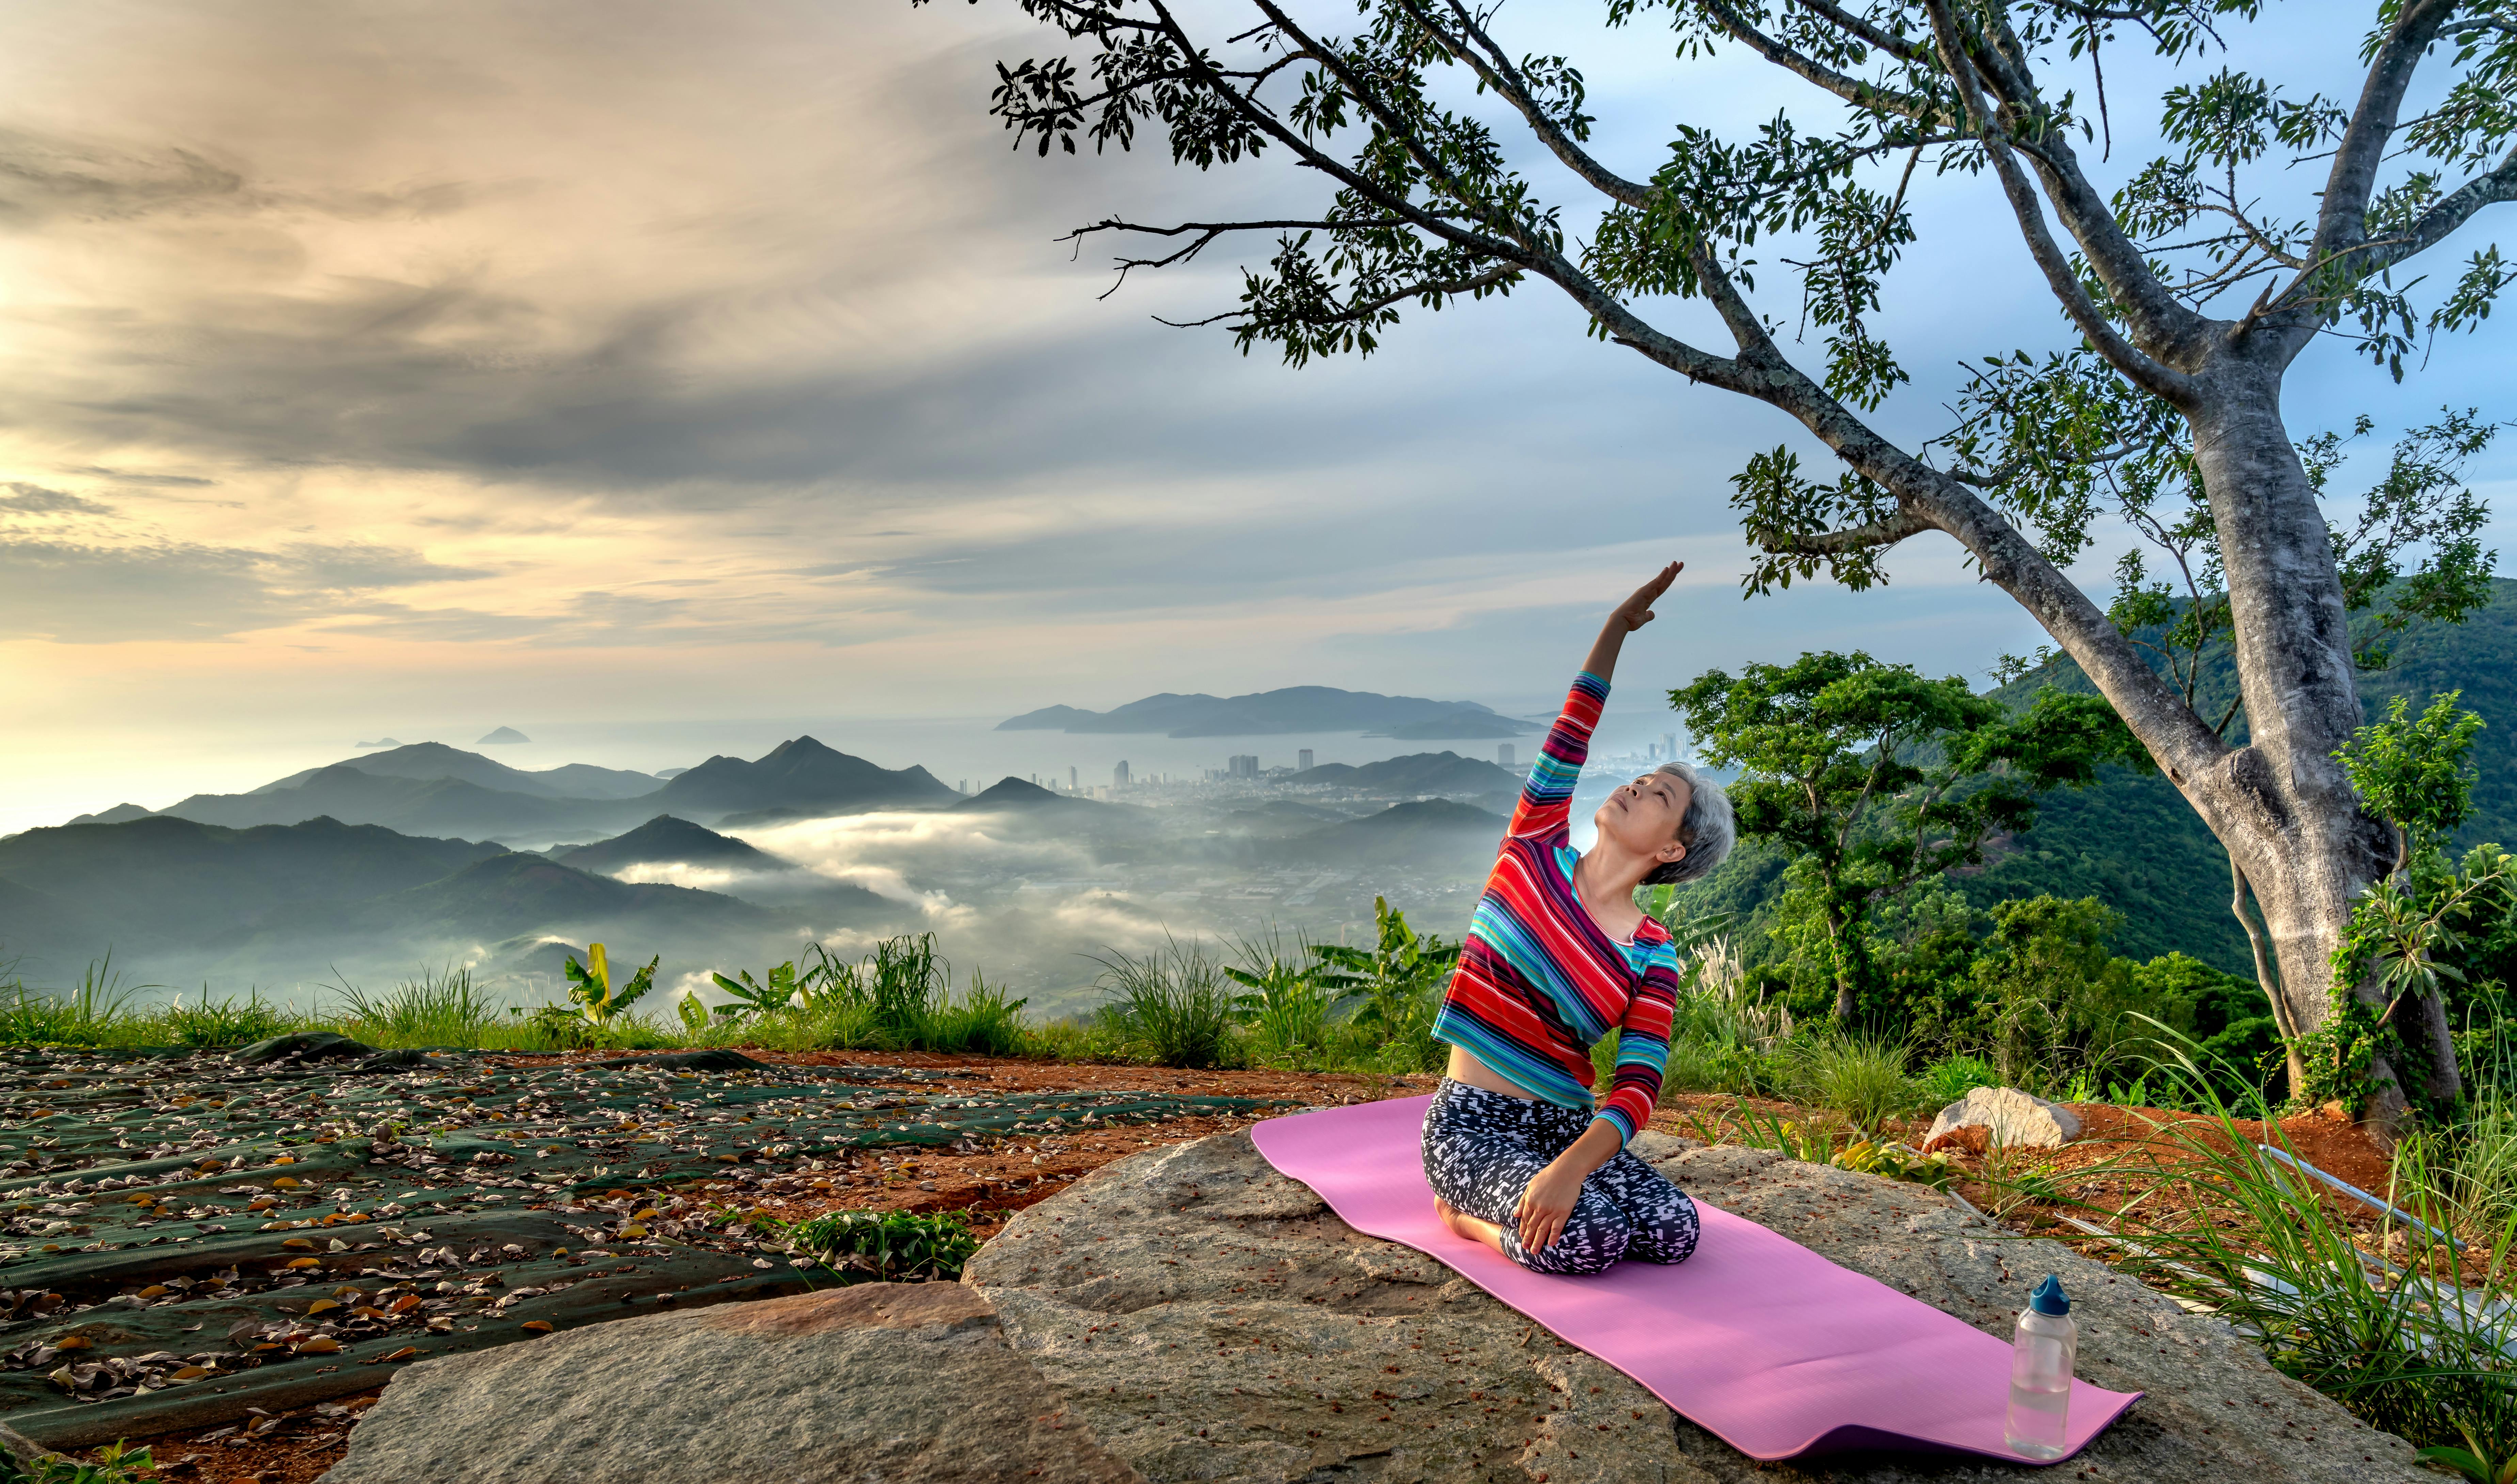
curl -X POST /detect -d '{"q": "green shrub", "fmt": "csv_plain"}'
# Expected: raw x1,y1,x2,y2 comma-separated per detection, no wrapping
1225,931,1345,1067
1309,898,1456,1073
0,1439,159,1484
786,1207,979,1284
1914,1053,2000,1110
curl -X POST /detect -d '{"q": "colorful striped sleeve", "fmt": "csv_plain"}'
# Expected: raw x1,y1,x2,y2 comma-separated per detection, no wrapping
1592,938,1680,1143
1508,671,1607,841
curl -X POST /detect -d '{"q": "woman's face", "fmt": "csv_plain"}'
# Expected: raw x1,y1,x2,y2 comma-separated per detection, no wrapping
1592,771,1691,867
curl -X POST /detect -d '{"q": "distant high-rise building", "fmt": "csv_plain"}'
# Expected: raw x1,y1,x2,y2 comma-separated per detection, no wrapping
1497,743,1515,770
1663,732,1679,760
1228,754,1260,779
957,779,967,794
1297,748,1314,772
1114,760,1131,787
1070,766,1079,792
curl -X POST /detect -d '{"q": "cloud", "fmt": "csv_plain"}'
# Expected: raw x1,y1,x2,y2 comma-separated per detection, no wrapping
0,483,110,515
0,126,247,228
0,536,492,642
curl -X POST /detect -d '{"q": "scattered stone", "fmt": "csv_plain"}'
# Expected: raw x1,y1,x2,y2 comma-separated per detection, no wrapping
231,1034,377,1067
1924,1086,2084,1151
583,1049,771,1073
320,1282,1142,1483
964,1129,2420,1482
345,1049,466,1074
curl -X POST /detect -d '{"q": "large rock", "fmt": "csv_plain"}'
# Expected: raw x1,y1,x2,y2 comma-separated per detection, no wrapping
966,1128,2421,1483
319,1281,1142,1484
1925,1086,2084,1150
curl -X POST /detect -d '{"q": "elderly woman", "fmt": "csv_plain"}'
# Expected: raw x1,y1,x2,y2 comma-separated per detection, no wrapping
1426,562,1736,1276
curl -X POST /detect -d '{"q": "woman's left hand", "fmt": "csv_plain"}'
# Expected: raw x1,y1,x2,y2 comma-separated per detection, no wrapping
1515,1159,1586,1253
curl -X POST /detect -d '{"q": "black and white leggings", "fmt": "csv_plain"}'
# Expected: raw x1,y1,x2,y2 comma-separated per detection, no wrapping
1420,1077,1701,1276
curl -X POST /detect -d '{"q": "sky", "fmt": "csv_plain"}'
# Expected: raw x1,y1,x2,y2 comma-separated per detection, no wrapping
2,0,2509,832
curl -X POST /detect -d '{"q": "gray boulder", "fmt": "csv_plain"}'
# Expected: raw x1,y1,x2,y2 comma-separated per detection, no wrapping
319,1281,1143,1484
965,1128,2421,1483
1925,1086,2084,1150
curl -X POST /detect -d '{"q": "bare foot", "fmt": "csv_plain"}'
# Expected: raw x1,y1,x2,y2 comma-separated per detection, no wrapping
1435,1197,1508,1256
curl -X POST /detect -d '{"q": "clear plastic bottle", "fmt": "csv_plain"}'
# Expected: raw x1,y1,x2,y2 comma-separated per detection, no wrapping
2005,1274,2077,1458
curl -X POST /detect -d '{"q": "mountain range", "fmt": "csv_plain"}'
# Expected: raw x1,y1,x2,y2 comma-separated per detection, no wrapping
999,686,1533,738
74,737,962,846
0,810,887,995
1301,751,1519,797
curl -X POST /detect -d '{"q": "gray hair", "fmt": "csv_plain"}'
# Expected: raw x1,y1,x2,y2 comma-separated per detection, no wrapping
1643,761,1735,886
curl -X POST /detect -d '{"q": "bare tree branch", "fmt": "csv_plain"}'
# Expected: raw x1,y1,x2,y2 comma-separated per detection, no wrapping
2312,0,2462,266
2357,145,2517,276
1411,0,1654,207
1699,0,1952,125
1918,0,2195,401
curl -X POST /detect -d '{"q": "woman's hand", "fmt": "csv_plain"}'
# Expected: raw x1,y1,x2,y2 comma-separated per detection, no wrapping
1582,561,1683,682
1610,562,1682,633
1514,1157,1587,1254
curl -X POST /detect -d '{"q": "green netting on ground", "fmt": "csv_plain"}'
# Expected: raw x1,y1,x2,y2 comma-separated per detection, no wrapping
0,1041,1292,1447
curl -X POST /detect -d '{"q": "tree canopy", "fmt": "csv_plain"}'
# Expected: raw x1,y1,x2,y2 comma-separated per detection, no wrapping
1672,651,2135,1017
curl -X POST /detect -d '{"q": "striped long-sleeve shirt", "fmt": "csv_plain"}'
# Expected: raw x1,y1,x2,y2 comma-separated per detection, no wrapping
1430,670,1680,1144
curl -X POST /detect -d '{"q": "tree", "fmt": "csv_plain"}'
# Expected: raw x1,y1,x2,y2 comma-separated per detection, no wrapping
921,0,2515,1122
1673,651,2134,1019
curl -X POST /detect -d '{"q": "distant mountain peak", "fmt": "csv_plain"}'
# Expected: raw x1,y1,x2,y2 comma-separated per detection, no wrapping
956,776,1089,811
477,726,531,745
355,737,403,749
556,815,784,873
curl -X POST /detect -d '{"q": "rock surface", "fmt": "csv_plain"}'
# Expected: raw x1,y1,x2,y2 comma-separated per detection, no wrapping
966,1128,2421,1482
319,1281,1143,1484
1925,1086,2084,1150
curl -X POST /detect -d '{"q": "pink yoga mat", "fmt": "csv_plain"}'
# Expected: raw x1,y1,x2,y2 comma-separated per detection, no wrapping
1249,1095,2139,1464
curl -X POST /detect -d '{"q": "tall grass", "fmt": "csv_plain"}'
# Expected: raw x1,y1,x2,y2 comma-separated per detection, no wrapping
0,956,156,1044
332,965,502,1046
1662,936,1792,1096
1783,1032,1920,1133
158,989,294,1048
1091,937,1239,1069
2098,1049,2517,1470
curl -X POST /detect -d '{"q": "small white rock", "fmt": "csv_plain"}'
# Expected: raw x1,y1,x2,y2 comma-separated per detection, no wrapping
1924,1086,2083,1149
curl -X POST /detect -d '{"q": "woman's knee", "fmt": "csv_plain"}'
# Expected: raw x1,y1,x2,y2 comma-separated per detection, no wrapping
1513,1198,1631,1275
1631,1190,1702,1265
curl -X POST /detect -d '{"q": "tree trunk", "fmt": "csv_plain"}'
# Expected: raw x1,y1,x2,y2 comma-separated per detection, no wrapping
2230,859,2309,1100
2153,365,2447,1121
1825,907,1855,1022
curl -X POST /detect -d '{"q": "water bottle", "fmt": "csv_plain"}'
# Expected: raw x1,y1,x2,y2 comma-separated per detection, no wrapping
2005,1274,2077,1458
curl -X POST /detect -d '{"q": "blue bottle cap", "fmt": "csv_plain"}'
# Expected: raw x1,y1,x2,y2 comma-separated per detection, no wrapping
2029,1274,2070,1316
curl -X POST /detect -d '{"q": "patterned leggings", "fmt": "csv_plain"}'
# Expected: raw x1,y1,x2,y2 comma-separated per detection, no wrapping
1420,1077,1701,1276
